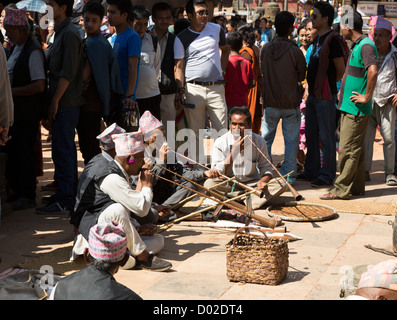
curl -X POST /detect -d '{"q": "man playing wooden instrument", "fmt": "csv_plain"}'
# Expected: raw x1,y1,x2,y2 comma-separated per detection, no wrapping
204,106,288,210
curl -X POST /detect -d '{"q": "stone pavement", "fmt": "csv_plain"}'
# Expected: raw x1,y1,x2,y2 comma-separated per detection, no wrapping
0,126,396,300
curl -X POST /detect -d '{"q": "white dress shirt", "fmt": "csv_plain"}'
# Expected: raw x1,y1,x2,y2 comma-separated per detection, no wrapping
211,131,273,183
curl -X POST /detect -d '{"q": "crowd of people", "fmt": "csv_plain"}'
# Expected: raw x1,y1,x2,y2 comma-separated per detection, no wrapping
0,0,397,299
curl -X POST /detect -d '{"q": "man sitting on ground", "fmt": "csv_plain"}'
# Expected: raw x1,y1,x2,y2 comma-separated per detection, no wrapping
70,130,171,272
134,110,221,221
50,221,142,300
204,106,287,210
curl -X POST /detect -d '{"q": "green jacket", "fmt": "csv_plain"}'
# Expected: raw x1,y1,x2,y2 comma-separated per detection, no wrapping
338,35,378,116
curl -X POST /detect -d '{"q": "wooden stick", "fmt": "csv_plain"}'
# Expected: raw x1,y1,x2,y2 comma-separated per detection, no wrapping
156,174,289,232
181,224,287,233
169,147,265,198
158,189,260,232
154,163,253,213
247,135,304,201
169,175,237,210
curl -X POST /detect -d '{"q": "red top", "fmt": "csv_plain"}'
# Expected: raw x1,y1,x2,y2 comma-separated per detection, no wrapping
224,55,254,107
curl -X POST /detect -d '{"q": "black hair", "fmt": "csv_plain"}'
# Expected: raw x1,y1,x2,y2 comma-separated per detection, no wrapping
313,1,335,27
341,10,363,33
228,19,238,28
297,20,308,34
53,0,73,17
275,11,295,37
106,0,133,16
131,5,150,21
174,18,190,35
151,2,173,18
185,0,207,15
83,1,105,19
229,106,252,126
226,31,243,51
332,22,340,34
260,17,268,23
238,26,256,47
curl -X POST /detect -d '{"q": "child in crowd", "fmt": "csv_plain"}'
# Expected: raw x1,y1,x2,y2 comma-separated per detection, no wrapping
223,31,255,110
76,1,123,165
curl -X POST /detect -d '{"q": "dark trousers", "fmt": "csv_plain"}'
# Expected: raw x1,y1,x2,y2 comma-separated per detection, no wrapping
76,110,102,165
4,120,40,200
52,107,80,208
137,94,162,121
303,95,337,184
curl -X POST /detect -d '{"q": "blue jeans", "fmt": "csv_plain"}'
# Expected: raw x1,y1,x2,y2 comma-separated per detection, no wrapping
303,95,337,184
52,107,80,208
261,106,301,184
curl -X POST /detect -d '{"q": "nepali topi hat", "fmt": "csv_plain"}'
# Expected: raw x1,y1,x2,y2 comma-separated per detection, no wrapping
111,131,145,156
3,7,28,26
375,16,394,33
357,259,397,291
88,221,127,263
96,123,126,150
139,110,163,135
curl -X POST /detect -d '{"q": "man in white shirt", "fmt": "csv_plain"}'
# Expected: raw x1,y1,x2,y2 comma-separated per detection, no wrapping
204,107,287,210
174,0,229,164
131,5,162,120
72,130,172,272
364,17,397,186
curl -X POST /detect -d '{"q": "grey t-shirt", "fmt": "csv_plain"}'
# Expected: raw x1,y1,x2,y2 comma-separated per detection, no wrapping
174,22,226,82
7,45,45,84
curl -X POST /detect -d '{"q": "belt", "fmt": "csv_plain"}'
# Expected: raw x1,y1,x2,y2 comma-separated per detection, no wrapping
188,80,225,86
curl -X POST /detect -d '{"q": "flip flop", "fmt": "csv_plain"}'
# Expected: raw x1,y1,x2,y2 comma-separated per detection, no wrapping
320,193,339,200
386,174,397,186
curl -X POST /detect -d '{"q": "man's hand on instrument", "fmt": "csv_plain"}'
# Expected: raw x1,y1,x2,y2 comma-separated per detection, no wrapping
153,205,171,218
204,168,221,179
139,166,153,188
230,136,245,158
138,223,158,236
159,144,169,163
257,174,272,193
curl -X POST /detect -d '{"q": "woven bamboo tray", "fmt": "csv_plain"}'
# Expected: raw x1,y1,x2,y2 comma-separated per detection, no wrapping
226,227,289,285
266,202,337,222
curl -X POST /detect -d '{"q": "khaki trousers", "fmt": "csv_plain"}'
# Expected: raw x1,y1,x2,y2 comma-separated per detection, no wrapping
159,93,176,135
332,112,370,199
185,82,228,163
203,177,287,210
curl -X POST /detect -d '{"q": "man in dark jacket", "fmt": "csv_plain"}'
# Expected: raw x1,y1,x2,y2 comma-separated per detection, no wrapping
298,1,346,187
260,11,307,185
151,2,177,134
49,221,143,300
36,0,85,215
3,7,46,210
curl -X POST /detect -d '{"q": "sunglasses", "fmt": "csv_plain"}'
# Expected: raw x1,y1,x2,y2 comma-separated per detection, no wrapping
196,9,209,16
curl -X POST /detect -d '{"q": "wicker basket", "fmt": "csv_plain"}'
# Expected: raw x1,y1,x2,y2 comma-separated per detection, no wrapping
226,227,289,285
